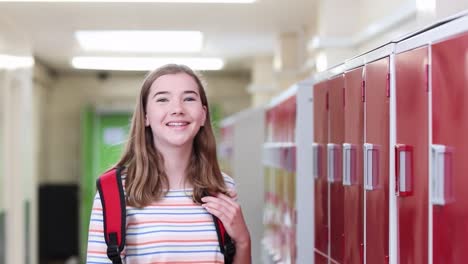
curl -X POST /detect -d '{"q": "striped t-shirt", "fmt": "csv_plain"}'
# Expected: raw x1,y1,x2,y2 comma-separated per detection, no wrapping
86,173,236,264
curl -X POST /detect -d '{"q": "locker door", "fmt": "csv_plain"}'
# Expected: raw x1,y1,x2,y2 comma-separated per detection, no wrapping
364,57,389,263
432,32,468,263
313,82,329,263
395,47,428,264
329,75,345,263
343,67,364,264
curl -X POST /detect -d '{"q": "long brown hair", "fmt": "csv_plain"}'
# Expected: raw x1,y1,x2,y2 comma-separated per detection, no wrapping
115,64,227,207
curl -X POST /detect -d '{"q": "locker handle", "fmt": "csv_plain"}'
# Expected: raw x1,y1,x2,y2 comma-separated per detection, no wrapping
431,144,453,205
312,143,321,179
395,144,413,197
363,143,379,190
327,143,341,182
342,143,356,186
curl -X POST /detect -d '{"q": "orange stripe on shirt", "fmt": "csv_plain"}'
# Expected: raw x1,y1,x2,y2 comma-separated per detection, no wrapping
87,250,107,255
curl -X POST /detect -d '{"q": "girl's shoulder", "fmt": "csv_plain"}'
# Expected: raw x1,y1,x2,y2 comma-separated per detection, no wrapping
221,172,236,189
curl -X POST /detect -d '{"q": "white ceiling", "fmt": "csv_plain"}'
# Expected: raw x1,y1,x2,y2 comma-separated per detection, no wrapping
0,0,316,72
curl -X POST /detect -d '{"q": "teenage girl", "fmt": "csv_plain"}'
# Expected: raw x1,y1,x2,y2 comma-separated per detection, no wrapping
86,64,251,263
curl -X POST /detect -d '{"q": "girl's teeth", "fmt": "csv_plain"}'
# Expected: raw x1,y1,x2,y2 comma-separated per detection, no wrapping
168,122,187,126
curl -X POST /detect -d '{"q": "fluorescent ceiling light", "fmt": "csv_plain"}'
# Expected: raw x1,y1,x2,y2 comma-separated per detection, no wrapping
0,55,34,69
71,56,224,71
416,0,435,12
76,30,203,53
315,52,327,72
0,0,255,3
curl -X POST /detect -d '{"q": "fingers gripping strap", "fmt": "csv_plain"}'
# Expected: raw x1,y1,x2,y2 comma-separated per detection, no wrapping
96,167,126,253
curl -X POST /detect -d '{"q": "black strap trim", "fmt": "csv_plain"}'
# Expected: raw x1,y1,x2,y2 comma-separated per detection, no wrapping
212,215,225,254
223,233,236,264
107,233,122,264
212,215,235,264
115,166,126,252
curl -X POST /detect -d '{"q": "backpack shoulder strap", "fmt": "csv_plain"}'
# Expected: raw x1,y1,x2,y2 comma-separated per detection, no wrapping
96,167,126,264
212,215,236,264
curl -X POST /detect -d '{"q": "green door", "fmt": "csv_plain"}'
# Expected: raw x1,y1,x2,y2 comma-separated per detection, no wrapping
96,114,132,173
80,108,131,260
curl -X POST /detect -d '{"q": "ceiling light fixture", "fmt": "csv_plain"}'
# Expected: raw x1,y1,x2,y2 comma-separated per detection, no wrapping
76,30,203,53
71,56,224,71
0,0,255,3
0,55,35,69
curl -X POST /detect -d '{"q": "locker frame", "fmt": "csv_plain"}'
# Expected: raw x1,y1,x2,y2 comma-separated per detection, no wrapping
296,78,315,263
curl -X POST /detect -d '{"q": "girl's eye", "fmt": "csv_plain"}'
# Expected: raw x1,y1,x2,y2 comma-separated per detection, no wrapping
156,98,168,102
184,97,196,102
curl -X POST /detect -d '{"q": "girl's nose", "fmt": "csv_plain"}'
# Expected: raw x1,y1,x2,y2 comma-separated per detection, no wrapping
170,100,184,115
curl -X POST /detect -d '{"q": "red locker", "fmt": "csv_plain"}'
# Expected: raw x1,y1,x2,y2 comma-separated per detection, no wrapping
313,81,329,261
328,75,345,263
432,32,468,263
343,67,364,264
364,57,390,263
395,47,428,264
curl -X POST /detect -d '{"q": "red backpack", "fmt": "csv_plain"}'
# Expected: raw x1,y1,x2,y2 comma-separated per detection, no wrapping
96,167,236,264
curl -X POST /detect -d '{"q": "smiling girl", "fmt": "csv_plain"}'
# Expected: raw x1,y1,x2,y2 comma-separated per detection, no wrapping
86,64,251,264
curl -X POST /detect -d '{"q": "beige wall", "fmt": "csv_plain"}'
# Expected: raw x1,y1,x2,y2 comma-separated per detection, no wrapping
358,0,411,30
43,70,251,184
436,0,468,18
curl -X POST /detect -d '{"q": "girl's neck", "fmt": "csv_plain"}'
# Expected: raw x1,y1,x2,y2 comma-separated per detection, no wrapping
157,144,193,189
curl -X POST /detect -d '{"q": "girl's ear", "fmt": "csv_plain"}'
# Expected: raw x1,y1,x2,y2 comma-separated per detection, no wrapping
145,115,150,127
201,105,207,127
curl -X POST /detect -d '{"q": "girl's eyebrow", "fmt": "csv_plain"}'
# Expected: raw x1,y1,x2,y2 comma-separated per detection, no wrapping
183,90,199,96
152,90,199,98
153,91,169,98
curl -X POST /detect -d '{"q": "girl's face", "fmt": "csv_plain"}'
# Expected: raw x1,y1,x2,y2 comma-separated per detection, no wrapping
145,73,207,149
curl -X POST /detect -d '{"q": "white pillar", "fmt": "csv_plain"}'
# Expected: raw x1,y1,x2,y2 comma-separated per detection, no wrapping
0,70,6,264
274,31,309,90
248,31,311,107
1,65,36,264
247,56,279,107
3,68,27,264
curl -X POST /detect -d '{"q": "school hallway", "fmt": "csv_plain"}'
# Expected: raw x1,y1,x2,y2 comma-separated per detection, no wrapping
1,0,468,263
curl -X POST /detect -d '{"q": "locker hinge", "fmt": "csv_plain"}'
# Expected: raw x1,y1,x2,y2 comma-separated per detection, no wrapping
326,92,329,110
425,63,430,92
386,73,390,97
361,80,366,102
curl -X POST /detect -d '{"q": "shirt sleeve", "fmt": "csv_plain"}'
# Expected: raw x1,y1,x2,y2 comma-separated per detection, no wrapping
86,191,127,263
221,172,238,201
